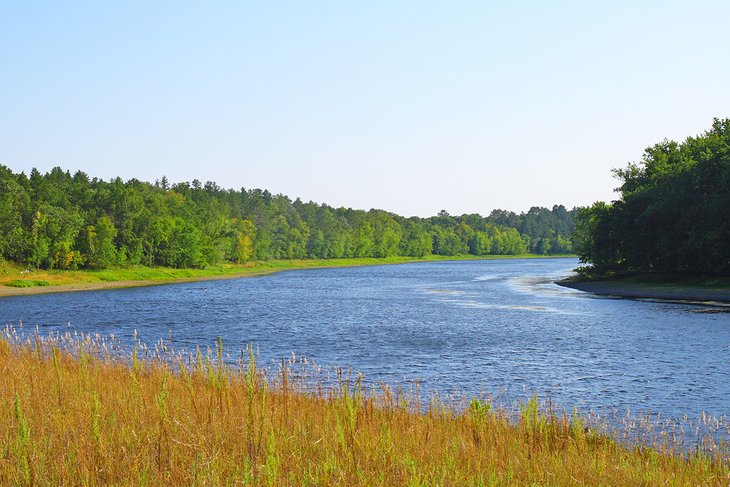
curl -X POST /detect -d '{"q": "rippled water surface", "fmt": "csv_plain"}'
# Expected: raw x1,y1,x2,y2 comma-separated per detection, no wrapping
2,258,729,420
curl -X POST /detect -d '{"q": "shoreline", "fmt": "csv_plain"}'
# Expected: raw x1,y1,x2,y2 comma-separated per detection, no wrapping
1,254,574,298
0,271,282,298
556,275,730,305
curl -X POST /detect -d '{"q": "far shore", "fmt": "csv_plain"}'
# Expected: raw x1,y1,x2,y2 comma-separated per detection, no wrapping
557,274,730,305
1,254,574,298
0,272,281,298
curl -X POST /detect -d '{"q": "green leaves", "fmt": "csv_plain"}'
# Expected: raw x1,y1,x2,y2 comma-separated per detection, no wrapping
87,215,118,269
576,118,730,277
0,163,577,271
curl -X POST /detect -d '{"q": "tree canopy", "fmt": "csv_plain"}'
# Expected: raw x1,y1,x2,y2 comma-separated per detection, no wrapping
0,165,577,270
574,118,730,277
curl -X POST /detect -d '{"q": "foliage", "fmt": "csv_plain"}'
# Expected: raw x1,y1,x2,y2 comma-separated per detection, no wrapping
86,215,117,269
0,165,576,270
230,219,256,263
575,119,730,276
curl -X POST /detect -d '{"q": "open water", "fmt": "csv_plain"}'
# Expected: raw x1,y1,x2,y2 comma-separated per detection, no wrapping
2,257,728,421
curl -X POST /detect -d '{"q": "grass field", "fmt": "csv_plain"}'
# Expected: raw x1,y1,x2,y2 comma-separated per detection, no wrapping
0,331,727,486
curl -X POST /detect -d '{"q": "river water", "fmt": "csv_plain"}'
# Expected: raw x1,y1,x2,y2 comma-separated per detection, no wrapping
1,257,728,421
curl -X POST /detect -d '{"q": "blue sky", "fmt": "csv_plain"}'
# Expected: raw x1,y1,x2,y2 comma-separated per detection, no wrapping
1,1,728,216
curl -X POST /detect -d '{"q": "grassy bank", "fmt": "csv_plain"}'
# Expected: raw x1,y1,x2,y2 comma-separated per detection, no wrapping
558,273,730,304
0,333,726,485
0,254,572,297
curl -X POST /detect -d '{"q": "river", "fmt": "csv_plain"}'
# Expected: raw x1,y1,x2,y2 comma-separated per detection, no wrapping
1,257,728,422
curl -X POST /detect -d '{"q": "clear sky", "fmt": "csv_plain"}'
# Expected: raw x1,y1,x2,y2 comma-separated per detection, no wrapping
1,1,728,217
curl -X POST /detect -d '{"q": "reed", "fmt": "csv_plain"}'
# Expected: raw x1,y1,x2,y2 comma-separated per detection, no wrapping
0,329,727,485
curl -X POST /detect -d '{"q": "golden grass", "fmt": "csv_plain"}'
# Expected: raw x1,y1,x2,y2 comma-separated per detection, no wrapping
0,332,727,486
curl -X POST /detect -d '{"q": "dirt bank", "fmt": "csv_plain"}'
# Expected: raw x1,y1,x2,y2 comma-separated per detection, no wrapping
557,276,730,304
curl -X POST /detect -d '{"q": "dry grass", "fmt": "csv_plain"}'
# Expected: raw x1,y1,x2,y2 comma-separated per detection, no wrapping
0,330,727,486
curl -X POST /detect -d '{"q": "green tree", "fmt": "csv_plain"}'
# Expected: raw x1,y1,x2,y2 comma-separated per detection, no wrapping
575,118,730,276
0,164,578,270
231,219,256,263
371,211,403,258
0,171,31,262
468,231,493,255
400,220,432,257
350,218,375,257
29,206,84,269
87,215,118,269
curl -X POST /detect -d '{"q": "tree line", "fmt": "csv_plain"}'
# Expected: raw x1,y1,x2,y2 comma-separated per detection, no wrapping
0,165,576,270
574,118,730,277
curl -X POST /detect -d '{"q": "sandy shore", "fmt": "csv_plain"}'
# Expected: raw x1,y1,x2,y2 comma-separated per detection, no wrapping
0,271,280,298
557,277,730,304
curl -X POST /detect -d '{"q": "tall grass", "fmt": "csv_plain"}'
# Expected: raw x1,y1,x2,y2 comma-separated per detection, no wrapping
0,329,727,485
4,279,51,288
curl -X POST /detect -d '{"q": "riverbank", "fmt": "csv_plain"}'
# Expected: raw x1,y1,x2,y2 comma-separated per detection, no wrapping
557,274,730,304
1,334,725,485
0,254,571,297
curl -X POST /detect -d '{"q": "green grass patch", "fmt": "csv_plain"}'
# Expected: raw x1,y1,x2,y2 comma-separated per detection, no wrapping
5,279,51,288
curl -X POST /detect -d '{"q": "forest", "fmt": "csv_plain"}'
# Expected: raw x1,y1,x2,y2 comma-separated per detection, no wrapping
0,165,576,270
574,118,730,277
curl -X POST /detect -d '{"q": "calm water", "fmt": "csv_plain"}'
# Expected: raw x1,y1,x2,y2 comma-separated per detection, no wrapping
2,258,729,420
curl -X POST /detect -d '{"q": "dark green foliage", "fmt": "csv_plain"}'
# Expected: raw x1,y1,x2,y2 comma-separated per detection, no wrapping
0,166,576,269
575,118,730,277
